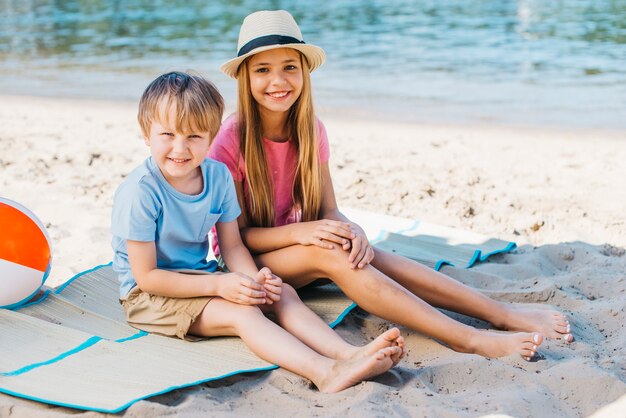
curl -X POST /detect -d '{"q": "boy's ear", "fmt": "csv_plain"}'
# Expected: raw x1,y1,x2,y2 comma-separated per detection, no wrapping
143,136,150,146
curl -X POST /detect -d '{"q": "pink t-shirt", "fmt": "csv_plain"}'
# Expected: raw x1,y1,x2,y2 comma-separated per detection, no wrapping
208,114,330,256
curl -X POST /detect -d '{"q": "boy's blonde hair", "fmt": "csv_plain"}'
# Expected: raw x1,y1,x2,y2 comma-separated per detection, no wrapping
138,72,224,139
237,53,322,227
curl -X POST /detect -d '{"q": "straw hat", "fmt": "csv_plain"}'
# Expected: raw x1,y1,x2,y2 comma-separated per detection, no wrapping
220,10,326,79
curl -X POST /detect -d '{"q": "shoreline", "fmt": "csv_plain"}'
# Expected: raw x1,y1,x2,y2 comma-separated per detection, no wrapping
5,91,626,139
4,83,626,134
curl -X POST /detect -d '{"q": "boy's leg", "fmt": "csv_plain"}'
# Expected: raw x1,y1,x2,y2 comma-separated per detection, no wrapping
260,284,404,364
256,245,542,360
370,248,572,341
188,297,400,393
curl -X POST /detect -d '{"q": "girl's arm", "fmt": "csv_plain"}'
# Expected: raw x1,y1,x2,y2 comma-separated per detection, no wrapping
318,162,347,222
317,164,375,269
237,164,356,254
127,239,271,304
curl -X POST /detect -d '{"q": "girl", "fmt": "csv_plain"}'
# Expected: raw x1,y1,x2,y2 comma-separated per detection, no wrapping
209,10,573,361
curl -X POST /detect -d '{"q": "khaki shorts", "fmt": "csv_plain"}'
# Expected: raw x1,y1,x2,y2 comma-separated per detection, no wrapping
120,286,213,341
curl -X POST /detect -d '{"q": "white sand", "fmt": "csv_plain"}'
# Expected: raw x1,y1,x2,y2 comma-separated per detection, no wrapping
1,95,624,417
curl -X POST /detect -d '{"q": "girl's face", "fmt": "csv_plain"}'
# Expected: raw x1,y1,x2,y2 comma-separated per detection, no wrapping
247,48,303,116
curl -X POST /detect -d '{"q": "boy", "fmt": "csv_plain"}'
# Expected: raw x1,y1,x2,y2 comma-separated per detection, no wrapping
110,71,403,393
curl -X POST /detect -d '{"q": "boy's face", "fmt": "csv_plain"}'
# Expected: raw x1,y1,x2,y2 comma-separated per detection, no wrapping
144,105,212,191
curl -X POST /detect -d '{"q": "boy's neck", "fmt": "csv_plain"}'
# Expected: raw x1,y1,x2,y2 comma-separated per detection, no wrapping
159,165,204,195
260,109,290,142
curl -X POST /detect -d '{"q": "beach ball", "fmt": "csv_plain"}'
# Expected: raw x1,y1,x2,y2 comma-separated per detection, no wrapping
0,197,52,309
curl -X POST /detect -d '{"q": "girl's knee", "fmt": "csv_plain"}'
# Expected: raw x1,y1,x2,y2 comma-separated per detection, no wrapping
271,283,300,308
324,248,359,278
281,283,299,300
306,245,352,276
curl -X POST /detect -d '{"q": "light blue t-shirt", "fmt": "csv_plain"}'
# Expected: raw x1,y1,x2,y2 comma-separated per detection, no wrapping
111,157,241,297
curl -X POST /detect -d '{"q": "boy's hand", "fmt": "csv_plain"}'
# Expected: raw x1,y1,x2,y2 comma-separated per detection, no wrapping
218,272,266,305
256,267,282,304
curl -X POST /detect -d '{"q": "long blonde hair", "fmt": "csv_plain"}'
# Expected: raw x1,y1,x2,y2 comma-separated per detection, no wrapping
237,53,322,227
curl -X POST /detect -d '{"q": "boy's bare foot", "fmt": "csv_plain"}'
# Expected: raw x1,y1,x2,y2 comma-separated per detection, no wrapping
344,327,405,365
500,306,573,342
317,346,400,393
466,331,543,361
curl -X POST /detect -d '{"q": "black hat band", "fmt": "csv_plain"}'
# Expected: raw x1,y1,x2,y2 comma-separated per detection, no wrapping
238,35,305,57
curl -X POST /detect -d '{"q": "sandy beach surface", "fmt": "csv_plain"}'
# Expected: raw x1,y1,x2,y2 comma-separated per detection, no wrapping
0,94,625,417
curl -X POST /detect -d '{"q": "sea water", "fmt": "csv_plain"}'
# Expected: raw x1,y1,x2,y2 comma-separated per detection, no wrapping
1,0,624,129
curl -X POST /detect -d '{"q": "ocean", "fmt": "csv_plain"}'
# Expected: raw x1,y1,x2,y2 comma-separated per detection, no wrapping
1,0,625,129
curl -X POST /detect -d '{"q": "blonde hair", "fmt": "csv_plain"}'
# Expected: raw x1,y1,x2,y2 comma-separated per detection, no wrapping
138,71,224,140
237,54,322,227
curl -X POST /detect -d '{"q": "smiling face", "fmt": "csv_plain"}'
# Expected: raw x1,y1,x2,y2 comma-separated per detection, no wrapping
144,103,212,194
247,48,304,117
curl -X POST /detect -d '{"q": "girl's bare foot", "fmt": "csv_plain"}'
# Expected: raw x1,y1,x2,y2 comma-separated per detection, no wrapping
465,331,543,361
500,306,573,342
316,346,401,393
344,327,405,365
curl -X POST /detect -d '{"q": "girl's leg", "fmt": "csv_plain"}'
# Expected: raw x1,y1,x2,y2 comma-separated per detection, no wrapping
261,284,405,364
370,248,573,341
256,245,542,360
188,297,400,393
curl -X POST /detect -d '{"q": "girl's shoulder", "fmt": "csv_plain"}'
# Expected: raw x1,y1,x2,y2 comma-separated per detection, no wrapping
220,113,241,138
212,114,241,149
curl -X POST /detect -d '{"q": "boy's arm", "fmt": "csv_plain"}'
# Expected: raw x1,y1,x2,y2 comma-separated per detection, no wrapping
216,220,282,304
127,240,266,304
127,240,220,297
215,219,262,278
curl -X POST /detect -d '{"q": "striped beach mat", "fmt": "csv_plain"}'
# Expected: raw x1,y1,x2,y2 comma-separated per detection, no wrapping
0,208,515,413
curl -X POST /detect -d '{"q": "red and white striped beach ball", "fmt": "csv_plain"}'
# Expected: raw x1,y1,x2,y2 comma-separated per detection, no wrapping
0,197,52,309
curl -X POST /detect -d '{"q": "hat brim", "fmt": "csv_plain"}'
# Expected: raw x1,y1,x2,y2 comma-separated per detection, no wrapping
220,43,326,79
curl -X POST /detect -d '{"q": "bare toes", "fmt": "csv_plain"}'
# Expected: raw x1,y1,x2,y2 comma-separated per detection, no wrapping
554,322,573,341
555,324,569,334
384,327,401,341
396,335,405,350
376,347,400,360
390,349,403,366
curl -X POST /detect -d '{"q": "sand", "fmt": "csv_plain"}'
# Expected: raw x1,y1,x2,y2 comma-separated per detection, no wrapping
0,94,624,417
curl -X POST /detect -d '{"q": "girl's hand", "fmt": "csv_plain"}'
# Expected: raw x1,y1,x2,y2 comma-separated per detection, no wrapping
218,272,267,305
294,219,355,250
348,223,375,269
257,267,282,304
